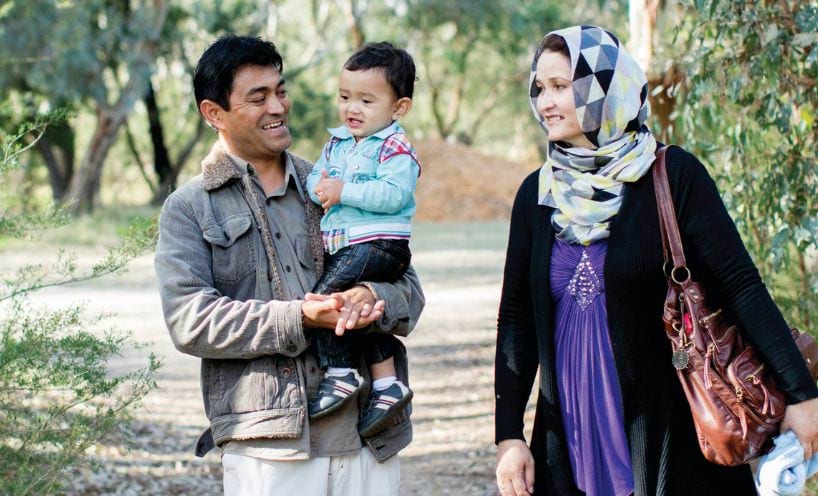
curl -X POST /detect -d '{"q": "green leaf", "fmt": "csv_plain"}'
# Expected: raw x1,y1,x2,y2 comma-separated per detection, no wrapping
800,107,815,128
0,2,12,20
771,228,790,269
709,0,720,18
791,33,818,48
795,5,818,31
762,24,779,44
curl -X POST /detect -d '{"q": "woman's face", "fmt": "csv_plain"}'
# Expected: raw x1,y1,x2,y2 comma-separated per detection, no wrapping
534,50,595,149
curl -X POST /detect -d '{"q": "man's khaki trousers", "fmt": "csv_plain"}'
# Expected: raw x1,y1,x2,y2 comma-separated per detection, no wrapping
222,448,400,495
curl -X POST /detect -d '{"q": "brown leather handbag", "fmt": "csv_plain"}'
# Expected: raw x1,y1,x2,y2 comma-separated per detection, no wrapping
653,146,818,466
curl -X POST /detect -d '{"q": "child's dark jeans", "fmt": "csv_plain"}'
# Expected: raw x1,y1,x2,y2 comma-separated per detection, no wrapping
312,239,411,370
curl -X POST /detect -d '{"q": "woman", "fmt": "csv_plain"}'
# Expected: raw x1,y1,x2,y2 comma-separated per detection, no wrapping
494,25,818,496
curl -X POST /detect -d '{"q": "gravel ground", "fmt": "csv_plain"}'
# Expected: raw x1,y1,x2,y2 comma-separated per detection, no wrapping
8,221,518,495
11,220,812,495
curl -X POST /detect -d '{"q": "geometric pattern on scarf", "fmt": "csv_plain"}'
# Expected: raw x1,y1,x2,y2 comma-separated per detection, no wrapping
530,25,658,245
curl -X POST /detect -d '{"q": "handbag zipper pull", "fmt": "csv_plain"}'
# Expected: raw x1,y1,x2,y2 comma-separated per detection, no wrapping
751,376,772,415
761,382,771,415
703,344,714,390
735,387,749,439
747,365,772,415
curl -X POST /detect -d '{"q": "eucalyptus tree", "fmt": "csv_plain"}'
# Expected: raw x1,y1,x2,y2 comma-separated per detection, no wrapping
677,0,818,328
0,0,168,213
401,0,564,143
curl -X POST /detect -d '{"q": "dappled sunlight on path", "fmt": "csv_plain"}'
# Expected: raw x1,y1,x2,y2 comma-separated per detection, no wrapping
3,221,515,495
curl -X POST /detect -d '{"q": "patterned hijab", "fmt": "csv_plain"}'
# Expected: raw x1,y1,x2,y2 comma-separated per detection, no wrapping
530,25,657,245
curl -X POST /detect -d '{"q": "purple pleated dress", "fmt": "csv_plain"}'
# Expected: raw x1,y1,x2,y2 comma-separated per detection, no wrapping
550,239,634,496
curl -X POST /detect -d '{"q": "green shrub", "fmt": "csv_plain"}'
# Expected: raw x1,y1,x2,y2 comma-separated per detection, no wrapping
0,113,160,495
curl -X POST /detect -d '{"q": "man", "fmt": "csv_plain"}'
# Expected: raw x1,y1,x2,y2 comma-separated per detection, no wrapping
155,34,424,495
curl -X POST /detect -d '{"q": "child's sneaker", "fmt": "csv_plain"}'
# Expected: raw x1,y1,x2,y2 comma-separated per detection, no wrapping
358,381,413,437
309,371,363,419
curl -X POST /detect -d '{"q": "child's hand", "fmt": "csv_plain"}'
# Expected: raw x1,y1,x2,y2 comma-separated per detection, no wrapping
314,169,344,210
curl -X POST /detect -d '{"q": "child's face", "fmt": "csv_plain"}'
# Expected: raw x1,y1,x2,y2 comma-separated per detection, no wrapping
338,68,406,140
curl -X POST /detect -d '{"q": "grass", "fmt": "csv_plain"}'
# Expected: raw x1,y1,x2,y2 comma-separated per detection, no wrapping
410,220,510,252
0,205,159,250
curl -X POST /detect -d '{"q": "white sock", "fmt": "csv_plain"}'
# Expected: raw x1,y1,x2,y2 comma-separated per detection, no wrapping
373,376,397,391
326,367,352,377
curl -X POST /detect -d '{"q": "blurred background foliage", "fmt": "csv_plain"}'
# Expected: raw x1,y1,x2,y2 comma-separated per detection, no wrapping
0,0,815,327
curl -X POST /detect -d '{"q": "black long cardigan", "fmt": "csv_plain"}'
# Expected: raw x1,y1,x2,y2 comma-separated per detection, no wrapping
495,146,818,495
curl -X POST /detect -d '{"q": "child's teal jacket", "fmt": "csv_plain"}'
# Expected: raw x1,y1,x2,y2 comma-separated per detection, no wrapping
307,121,420,254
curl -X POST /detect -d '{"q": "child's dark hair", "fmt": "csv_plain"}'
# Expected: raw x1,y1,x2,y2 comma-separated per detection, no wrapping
344,42,416,99
194,34,283,111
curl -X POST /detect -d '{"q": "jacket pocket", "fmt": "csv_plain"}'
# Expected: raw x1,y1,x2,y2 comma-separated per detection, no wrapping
210,357,301,415
348,155,377,184
295,233,316,272
203,213,255,285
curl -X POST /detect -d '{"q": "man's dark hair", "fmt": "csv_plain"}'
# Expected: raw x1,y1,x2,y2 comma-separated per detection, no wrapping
193,34,283,111
343,42,416,99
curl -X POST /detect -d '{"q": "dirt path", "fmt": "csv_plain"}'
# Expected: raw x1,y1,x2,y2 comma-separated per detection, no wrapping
8,222,512,495
10,220,818,495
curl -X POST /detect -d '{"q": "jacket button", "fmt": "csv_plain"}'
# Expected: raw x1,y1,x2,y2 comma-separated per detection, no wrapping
275,232,282,239
287,342,298,353
281,367,292,378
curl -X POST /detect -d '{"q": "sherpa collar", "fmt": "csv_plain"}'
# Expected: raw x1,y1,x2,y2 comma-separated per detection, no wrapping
201,141,243,191
200,141,313,193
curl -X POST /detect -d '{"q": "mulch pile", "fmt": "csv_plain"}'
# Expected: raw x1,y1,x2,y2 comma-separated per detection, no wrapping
413,139,536,222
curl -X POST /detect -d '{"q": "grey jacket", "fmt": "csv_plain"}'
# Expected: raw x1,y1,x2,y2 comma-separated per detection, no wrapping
154,142,425,461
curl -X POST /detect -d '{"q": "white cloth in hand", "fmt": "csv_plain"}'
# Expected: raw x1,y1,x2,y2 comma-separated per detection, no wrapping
755,430,818,496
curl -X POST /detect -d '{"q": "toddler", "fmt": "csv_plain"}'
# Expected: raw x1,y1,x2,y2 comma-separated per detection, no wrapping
306,41,420,437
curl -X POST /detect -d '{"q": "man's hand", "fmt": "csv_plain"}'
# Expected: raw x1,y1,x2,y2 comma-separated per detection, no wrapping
303,286,384,335
496,439,535,496
313,169,344,210
302,294,346,329
781,397,818,459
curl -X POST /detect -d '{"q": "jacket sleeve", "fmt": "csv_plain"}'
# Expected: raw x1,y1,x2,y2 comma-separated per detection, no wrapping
154,193,309,360
669,146,818,403
306,146,329,206
495,177,540,443
358,265,424,338
339,152,419,214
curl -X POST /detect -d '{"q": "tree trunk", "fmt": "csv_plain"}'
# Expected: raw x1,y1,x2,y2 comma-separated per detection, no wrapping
151,117,206,205
629,0,680,142
427,38,475,140
429,83,450,139
35,120,75,201
341,0,365,49
144,81,172,185
68,109,124,214
648,65,684,143
628,0,659,71
66,1,168,214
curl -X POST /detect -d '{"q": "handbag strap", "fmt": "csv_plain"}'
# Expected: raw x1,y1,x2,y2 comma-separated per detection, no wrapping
652,146,690,282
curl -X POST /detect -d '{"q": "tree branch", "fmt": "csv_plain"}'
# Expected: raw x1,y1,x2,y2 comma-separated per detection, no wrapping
122,119,157,194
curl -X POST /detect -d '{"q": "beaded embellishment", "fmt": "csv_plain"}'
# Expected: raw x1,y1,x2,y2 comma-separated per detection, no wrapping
567,249,602,310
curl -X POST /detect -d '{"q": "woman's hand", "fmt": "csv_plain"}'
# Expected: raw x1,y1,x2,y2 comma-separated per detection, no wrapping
496,439,535,496
781,397,818,459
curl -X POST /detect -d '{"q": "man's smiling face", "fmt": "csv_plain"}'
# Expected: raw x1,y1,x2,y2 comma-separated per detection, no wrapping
217,65,292,163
